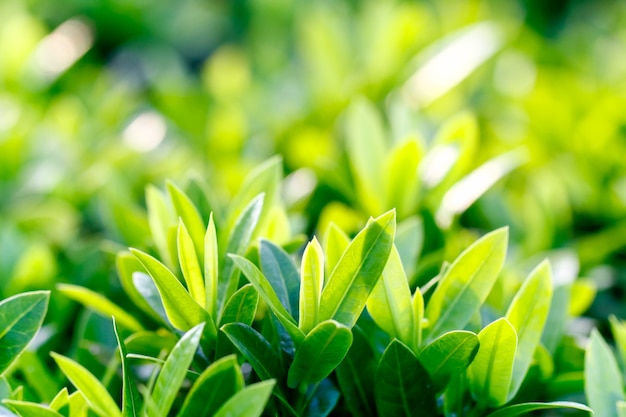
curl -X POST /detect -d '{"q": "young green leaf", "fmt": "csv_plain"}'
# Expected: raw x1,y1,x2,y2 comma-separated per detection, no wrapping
319,210,396,328
375,339,437,417
384,139,421,218
0,291,50,375
299,237,324,334
485,401,592,417
49,387,69,414
505,260,552,399
131,249,214,339
204,213,219,318
68,391,88,417
177,355,243,417
116,252,162,323
412,288,424,351
424,227,508,342
167,181,206,261
213,380,275,417
287,320,352,389
418,330,479,392
585,329,625,417
146,185,175,268
367,245,413,346
468,318,517,408
177,219,206,308
132,272,169,326
113,318,141,417
51,353,121,417
3,400,64,417
395,216,423,280
323,223,350,276
260,239,300,318
57,284,143,332
147,323,204,417
229,255,304,345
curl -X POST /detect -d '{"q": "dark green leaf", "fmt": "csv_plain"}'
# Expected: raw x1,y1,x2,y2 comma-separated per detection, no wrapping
113,318,141,417
215,284,259,359
260,239,300,319
213,380,275,417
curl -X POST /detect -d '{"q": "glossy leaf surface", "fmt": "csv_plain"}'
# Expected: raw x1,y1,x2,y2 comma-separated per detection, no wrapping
299,237,324,333
585,329,625,417
213,380,275,417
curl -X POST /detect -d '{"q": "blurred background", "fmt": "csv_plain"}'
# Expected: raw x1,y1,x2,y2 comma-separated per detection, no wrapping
2,0,626,370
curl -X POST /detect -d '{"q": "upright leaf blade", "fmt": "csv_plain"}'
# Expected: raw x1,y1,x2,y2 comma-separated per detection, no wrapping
319,210,396,328
113,319,141,417
505,260,552,399
0,291,50,375
468,318,517,408
424,228,508,342
260,239,300,318
299,237,324,334
585,329,625,417
213,380,275,417
167,181,206,261
287,320,352,389
375,340,436,417
177,220,206,308
146,185,175,268
323,223,350,276
204,213,219,318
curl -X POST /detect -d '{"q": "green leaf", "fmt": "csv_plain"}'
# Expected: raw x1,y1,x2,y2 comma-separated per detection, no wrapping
323,223,350,277
395,216,423,281
335,327,377,417
147,323,204,417
468,318,517,408
132,272,169,326
367,245,413,346
299,237,324,334
116,252,162,323
57,284,143,333
131,249,215,340
146,185,175,268
177,355,243,417
177,219,206,308
585,328,625,417
51,353,121,417
260,239,300,318
0,291,50,375
167,181,205,262
3,400,64,417
218,194,264,315
319,210,396,328
229,255,304,345
304,379,340,417
213,380,275,417
384,139,421,218
375,339,436,417
204,213,219,318
113,319,141,417
412,288,424,351
49,388,69,414
419,330,479,392
15,350,59,404
287,320,352,389
485,401,592,417
541,284,571,353
424,228,508,342
505,260,552,399
214,284,260,359
221,323,284,383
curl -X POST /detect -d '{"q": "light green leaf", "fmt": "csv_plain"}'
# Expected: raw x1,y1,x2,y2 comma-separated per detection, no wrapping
213,380,275,417
384,139,421,218
116,252,161,323
204,213,219,318
468,318,517,408
375,340,436,417
323,223,350,277
585,328,625,417
0,291,50,375
229,255,304,345
395,216,423,280
113,318,141,417
146,185,175,268
3,400,64,417
131,249,214,340
51,353,121,417
299,237,324,334
485,401,592,417
541,284,571,353
68,391,87,417
147,323,204,417
287,320,352,389
260,239,300,318
419,330,479,392
424,227,508,342
505,260,552,399
167,181,205,262
367,245,413,346
412,288,424,351
57,284,143,333
177,355,244,417
319,210,396,328
49,388,69,413
132,272,169,326
177,220,206,308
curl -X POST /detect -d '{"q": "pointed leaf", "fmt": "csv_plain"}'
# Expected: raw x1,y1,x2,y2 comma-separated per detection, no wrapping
167,181,205,261
419,330,479,391
424,228,508,342
177,220,206,308
213,380,275,417
146,185,175,268
468,318,517,408
3,401,64,417
485,401,592,417
384,139,421,218
319,210,396,328
585,329,625,417
204,213,219,318
260,239,300,317
147,323,204,417
116,252,161,323
113,319,141,417
214,284,260,359
0,291,50,375
287,320,352,389
132,272,169,326
299,237,324,333
412,288,424,351
375,340,436,417
177,355,243,417
367,245,413,345
51,353,121,417
323,223,350,276
506,260,552,399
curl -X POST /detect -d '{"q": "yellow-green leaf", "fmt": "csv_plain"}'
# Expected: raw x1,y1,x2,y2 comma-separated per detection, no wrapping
177,220,205,308
299,237,324,334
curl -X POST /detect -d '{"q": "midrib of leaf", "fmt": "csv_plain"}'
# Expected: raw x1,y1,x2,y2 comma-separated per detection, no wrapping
512,282,543,343
0,297,44,340
395,348,413,417
325,215,392,320
344,359,373,416
482,323,505,403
